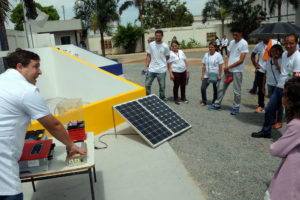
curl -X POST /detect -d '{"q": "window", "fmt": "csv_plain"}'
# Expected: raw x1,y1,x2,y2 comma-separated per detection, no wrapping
207,32,216,42
61,36,71,45
104,39,112,49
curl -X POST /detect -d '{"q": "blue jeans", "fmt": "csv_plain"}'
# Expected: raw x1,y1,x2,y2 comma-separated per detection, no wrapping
145,71,166,100
262,87,283,134
0,193,23,200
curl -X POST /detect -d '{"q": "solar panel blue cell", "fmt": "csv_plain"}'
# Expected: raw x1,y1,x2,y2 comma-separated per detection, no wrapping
114,95,191,147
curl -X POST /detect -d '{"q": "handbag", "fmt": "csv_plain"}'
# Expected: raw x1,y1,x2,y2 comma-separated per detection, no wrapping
207,53,218,83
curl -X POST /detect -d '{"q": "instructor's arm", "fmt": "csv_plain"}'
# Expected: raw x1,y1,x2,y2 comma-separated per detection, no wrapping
38,115,87,154
144,54,151,71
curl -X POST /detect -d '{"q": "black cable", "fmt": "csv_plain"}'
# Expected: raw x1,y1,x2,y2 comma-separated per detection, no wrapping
94,133,138,150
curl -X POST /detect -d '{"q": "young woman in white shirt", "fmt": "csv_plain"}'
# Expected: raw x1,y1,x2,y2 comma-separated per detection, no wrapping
168,40,189,105
199,42,224,106
263,44,284,129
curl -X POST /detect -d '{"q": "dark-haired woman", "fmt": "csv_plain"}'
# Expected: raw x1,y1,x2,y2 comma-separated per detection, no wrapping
168,41,189,105
264,77,300,200
264,44,284,129
199,42,223,106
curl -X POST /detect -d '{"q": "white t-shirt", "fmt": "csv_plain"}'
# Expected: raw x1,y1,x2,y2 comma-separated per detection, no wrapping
252,40,279,73
216,39,220,46
221,38,228,47
0,69,50,195
168,50,187,73
277,50,300,88
228,39,249,72
146,41,170,73
202,52,224,78
265,58,282,86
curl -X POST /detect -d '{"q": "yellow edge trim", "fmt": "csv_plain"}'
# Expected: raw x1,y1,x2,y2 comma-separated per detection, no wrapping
50,46,144,90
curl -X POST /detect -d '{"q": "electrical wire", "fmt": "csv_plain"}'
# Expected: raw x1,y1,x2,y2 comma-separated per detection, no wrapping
94,133,138,150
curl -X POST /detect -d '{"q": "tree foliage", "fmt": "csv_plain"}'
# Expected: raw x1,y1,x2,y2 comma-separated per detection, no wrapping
143,0,194,29
268,0,298,22
95,0,119,56
112,23,146,53
202,0,232,37
74,0,96,29
230,0,266,40
10,3,59,31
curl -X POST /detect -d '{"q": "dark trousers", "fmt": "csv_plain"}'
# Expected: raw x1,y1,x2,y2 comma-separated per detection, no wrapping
201,78,217,104
257,71,265,107
173,71,187,101
0,193,23,200
221,46,227,56
250,71,258,92
262,87,283,134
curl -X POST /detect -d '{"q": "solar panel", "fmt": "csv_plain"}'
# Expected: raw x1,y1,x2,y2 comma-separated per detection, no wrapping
113,94,192,148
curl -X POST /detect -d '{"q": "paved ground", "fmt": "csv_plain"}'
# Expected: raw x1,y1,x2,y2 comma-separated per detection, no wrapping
113,47,285,200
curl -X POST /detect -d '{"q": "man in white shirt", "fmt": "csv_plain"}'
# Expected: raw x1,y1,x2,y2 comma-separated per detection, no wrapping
0,49,87,199
221,35,228,56
251,39,279,113
252,34,300,138
215,37,220,52
208,28,249,115
144,30,170,100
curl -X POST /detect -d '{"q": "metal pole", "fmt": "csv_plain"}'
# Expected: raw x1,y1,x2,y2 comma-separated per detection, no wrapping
62,5,65,20
21,0,30,48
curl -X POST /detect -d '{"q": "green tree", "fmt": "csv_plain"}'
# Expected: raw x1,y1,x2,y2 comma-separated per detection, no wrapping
119,0,146,51
268,0,298,22
143,0,193,29
230,0,266,39
74,0,96,38
10,2,59,31
0,0,10,51
112,23,146,53
95,0,119,56
202,0,232,38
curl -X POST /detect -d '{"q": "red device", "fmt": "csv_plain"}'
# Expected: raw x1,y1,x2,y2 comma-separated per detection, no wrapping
19,139,53,161
67,120,86,142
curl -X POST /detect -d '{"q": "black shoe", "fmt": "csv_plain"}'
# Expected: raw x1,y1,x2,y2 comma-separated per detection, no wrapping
251,131,271,138
249,89,256,94
175,100,180,105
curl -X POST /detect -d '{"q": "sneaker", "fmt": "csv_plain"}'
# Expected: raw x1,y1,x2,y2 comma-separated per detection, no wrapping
255,106,264,113
198,103,206,107
224,76,233,83
208,105,221,111
249,89,257,94
175,100,180,105
230,108,239,115
272,122,283,129
251,131,271,138
181,99,189,104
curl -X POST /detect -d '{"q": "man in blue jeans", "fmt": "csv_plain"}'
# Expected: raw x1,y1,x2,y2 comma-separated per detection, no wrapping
144,30,170,100
252,34,300,138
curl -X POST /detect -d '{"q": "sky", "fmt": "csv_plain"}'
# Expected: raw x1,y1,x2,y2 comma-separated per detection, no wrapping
7,0,207,29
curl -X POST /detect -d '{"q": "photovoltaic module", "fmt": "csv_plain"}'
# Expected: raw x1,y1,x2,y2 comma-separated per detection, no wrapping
113,94,192,148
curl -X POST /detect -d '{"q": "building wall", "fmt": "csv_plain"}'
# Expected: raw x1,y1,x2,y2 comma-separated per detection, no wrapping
53,31,79,46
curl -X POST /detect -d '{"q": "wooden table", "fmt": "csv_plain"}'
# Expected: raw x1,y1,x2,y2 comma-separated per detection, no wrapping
20,132,96,200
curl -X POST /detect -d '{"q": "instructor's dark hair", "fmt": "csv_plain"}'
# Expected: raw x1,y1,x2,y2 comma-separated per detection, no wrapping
6,48,40,69
284,77,300,123
230,27,242,34
155,30,164,36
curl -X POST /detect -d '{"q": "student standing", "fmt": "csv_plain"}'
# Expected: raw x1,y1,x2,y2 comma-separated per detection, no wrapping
168,41,189,105
221,35,228,56
208,28,249,115
199,42,223,106
251,39,279,113
144,30,170,100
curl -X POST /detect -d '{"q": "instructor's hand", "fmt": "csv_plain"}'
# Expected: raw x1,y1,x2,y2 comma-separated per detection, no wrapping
67,143,87,155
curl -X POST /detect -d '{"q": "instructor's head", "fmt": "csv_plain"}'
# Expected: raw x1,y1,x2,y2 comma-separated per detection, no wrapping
155,30,163,43
6,48,41,85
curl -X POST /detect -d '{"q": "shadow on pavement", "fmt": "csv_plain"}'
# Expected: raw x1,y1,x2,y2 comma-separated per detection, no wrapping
234,111,264,126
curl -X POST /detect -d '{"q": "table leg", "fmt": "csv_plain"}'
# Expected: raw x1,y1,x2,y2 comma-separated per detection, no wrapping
93,166,97,182
31,177,36,192
89,168,95,200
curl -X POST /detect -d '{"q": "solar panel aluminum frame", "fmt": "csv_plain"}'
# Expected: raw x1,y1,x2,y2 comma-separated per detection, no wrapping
113,94,192,148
